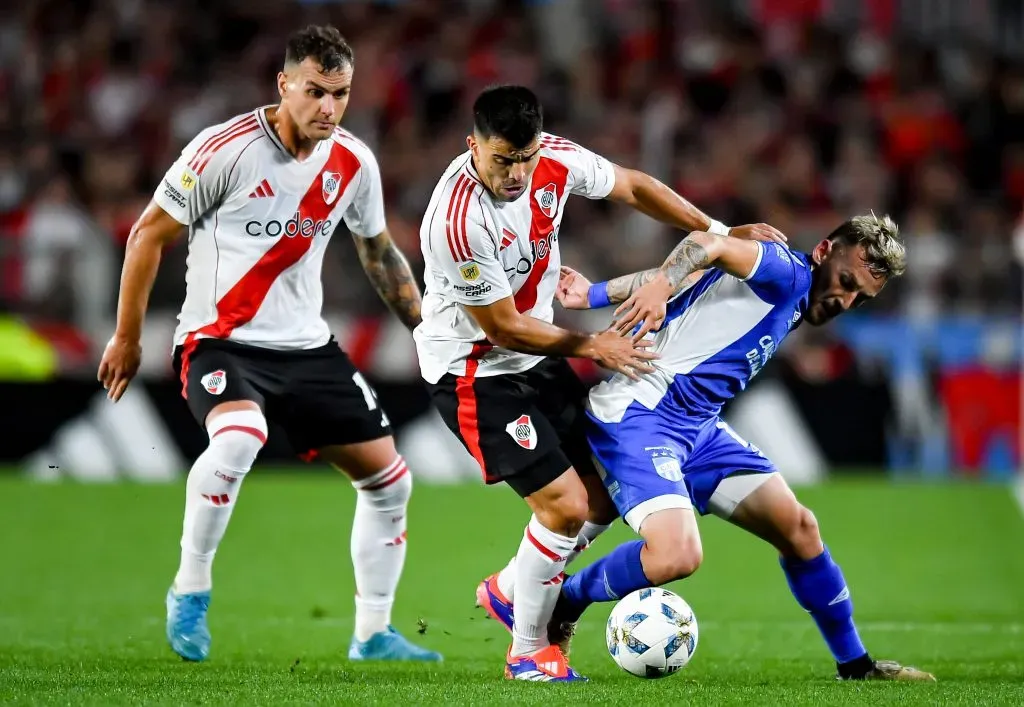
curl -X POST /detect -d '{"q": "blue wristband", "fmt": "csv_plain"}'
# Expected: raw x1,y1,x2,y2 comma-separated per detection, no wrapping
587,281,611,309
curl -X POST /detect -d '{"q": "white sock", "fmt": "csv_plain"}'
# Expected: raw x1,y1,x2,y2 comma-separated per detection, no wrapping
351,456,412,642
496,555,517,601
567,520,612,565
173,410,267,594
509,515,577,657
498,520,611,603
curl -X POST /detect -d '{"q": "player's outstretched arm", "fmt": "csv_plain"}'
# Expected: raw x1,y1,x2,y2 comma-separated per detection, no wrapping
609,231,762,338
353,229,423,330
464,297,658,381
97,202,184,401
557,265,705,311
606,165,786,244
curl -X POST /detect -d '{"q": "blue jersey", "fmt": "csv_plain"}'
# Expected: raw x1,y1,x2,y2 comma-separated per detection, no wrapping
588,241,811,425
586,242,812,523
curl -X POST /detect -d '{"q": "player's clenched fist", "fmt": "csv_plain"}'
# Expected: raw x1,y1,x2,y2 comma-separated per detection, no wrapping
97,334,142,402
556,266,592,310
585,329,658,381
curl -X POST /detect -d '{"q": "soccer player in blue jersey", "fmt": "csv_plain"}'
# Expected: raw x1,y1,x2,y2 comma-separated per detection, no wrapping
477,213,936,681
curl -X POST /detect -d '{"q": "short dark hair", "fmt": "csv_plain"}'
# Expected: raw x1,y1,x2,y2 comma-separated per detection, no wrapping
473,85,543,149
285,25,354,72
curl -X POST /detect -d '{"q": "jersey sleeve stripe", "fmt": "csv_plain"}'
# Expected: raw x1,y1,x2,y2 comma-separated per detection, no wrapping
453,178,475,262
456,181,477,262
540,135,580,152
188,114,256,166
194,123,260,175
445,175,469,262
540,141,578,153
189,116,260,174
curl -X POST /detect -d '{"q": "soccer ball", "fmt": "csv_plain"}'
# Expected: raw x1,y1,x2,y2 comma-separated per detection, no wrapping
606,587,698,678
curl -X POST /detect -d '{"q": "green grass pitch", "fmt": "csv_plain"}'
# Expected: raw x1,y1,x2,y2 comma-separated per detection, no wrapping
1,474,1022,705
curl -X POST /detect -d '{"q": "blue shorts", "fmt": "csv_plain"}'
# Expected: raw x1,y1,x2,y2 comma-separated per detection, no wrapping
587,406,776,529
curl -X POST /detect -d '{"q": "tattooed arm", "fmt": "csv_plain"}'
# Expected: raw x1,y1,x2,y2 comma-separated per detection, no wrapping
606,231,763,338
353,229,423,331
605,263,704,305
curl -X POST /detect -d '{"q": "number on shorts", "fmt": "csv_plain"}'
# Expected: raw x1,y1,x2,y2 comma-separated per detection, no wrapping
352,371,390,426
716,420,749,447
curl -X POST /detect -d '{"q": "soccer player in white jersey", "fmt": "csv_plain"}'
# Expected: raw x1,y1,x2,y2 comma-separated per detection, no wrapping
414,84,785,681
96,25,441,664
481,214,936,682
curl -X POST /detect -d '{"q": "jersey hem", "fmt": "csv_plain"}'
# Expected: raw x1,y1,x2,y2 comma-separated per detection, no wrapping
418,351,546,384
171,331,334,353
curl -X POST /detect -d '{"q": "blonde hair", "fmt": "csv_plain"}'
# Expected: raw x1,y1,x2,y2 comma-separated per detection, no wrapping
829,212,906,278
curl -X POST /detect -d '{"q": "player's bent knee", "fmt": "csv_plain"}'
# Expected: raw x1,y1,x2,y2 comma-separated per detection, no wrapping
638,507,703,583
663,532,704,581
206,409,268,472
528,467,591,536
790,504,823,559
671,542,704,581
548,494,589,536
646,535,703,584
533,491,589,537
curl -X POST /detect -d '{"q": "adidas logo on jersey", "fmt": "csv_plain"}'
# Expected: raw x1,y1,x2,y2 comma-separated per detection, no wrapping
500,228,517,250
248,179,275,199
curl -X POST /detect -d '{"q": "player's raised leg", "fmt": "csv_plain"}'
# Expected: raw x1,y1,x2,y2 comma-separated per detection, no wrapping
315,438,441,662
562,504,700,612
539,500,700,660
723,473,935,681
167,399,268,662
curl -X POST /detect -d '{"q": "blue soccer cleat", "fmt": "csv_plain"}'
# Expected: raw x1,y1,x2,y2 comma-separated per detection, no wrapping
504,644,587,682
348,625,443,662
476,573,580,659
475,573,514,632
165,587,211,661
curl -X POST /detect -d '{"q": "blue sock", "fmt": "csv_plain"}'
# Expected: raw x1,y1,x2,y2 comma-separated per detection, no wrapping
562,540,652,612
781,547,868,664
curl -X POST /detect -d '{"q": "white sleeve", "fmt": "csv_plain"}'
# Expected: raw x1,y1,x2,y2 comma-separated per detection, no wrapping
153,126,240,226
544,136,616,199
429,201,512,306
343,148,388,238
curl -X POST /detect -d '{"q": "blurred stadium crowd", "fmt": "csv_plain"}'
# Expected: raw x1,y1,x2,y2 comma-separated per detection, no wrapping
1,0,1023,367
